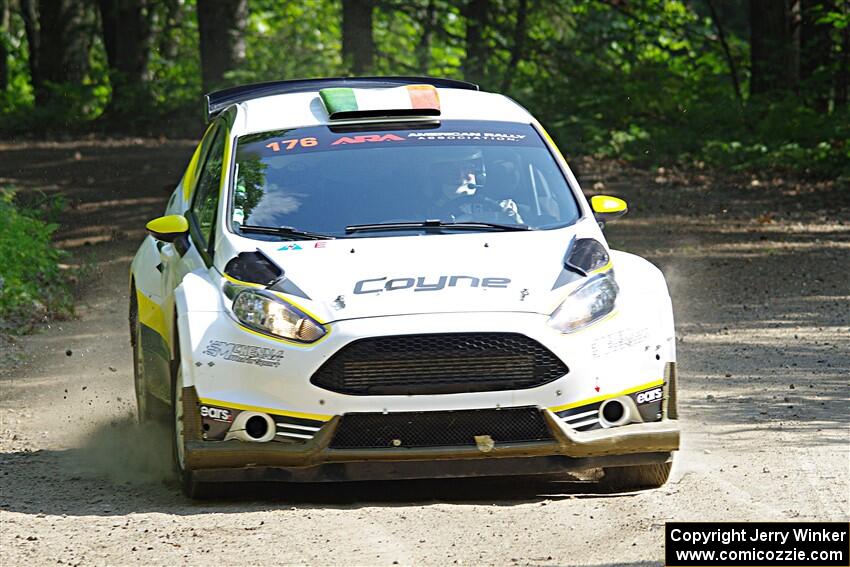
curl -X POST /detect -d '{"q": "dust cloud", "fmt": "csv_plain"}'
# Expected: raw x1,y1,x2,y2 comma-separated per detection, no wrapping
65,416,173,486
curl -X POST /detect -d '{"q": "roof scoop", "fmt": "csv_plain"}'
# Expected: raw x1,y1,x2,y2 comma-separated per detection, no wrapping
320,84,441,120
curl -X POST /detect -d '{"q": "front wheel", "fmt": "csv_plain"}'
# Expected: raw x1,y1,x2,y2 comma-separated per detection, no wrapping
130,286,155,423
171,351,207,498
601,461,672,491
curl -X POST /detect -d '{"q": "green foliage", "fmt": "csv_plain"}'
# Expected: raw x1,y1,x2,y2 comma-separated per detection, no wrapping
0,10,35,114
0,0,847,177
146,0,202,114
227,0,344,85
0,189,74,333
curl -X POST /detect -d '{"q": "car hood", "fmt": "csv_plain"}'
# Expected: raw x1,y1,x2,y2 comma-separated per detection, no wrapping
239,222,605,322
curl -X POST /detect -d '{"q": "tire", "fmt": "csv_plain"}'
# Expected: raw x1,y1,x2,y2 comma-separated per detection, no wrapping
170,334,208,499
601,461,672,491
130,285,156,423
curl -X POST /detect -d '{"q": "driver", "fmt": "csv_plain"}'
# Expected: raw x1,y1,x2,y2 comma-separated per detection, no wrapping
429,149,523,223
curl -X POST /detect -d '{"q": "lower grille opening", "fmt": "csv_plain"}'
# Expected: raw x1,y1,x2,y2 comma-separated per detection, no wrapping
329,406,554,449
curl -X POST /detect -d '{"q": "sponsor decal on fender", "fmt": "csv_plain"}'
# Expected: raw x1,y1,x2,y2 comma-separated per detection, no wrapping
634,387,663,405
591,328,649,358
200,405,233,422
203,340,286,368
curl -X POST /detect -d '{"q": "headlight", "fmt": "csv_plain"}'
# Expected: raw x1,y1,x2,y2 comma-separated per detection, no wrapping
232,289,327,343
548,272,619,333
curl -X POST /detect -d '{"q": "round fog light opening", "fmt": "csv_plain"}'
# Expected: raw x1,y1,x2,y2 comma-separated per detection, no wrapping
245,415,269,439
601,400,625,424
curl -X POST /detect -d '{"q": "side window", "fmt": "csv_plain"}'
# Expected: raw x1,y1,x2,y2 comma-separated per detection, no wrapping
191,127,227,249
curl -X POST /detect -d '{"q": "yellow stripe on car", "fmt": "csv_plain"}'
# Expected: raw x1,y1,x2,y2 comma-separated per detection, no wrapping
182,144,203,201
221,271,263,289
197,397,332,422
549,378,664,413
218,128,232,196
235,321,333,347
136,289,170,347
538,124,567,163
589,260,613,275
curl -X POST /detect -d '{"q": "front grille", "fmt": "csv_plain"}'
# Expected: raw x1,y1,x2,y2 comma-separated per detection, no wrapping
311,333,568,395
329,406,554,449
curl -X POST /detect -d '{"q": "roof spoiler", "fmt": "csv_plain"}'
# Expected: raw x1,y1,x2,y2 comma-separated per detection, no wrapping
204,76,479,122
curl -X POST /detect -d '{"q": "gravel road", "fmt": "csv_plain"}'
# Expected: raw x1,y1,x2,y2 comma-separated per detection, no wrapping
1,141,848,566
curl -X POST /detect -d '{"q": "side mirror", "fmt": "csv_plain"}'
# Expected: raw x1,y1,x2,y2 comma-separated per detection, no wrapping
146,215,189,242
591,195,628,224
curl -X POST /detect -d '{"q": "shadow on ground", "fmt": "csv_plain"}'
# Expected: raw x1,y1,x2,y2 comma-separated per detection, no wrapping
0,417,649,517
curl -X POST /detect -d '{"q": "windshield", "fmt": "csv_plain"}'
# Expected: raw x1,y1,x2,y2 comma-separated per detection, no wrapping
231,120,580,237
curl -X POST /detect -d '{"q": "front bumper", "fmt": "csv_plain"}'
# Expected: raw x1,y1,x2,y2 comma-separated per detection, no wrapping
185,406,680,482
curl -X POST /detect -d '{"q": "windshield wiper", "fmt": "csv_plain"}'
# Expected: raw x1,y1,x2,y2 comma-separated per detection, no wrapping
239,225,335,240
345,220,531,234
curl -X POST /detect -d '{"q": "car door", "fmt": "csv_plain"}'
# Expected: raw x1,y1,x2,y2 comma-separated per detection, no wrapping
140,121,227,403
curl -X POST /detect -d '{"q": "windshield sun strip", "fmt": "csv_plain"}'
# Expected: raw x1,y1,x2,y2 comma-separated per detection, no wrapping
227,119,583,239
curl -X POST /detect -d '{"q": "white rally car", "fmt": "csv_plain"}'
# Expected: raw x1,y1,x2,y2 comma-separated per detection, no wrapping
129,77,679,497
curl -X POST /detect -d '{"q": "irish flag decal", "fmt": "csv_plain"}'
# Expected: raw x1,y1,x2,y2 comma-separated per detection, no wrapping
320,85,441,119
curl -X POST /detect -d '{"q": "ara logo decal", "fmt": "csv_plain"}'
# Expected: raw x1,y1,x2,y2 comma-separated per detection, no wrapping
353,275,511,294
278,243,303,251
331,134,405,146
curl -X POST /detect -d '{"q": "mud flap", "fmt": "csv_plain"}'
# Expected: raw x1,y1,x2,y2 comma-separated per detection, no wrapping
663,361,678,420
139,323,172,404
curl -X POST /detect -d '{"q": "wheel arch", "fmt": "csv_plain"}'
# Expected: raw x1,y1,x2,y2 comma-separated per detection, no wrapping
173,269,226,389
610,250,676,361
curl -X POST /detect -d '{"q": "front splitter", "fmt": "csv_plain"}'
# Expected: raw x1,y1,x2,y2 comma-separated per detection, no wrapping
191,451,673,483
184,408,680,482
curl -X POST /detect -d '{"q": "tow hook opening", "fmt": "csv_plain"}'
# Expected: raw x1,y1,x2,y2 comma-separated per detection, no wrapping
599,398,632,428
224,411,277,443
245,415,269,439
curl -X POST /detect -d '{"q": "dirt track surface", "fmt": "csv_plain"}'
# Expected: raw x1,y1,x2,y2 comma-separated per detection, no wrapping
1,142,848,566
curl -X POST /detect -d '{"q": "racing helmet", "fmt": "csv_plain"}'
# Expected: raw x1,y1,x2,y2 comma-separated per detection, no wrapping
428,148,487,193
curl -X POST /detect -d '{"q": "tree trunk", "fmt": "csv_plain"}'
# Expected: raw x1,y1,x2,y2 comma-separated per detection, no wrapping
37,0,95,106
157,0,184,60
19,0,40,98
1,0,8,92
749,0,793,98
501,0,529,92
464,0,490,86
197,0,248,92
99,0,151,114
788,0,800,89
341,0,375,75
800,0,833,111
835,0,849,107
416,0,438,74
707,0,743,102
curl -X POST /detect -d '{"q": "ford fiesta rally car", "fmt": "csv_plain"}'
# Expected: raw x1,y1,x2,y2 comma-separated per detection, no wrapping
129,76,679,497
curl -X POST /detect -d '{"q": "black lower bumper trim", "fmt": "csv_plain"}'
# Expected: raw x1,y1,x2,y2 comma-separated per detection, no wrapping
191,451,673,483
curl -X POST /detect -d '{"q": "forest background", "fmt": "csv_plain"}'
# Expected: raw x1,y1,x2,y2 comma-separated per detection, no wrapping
0,0,847,177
